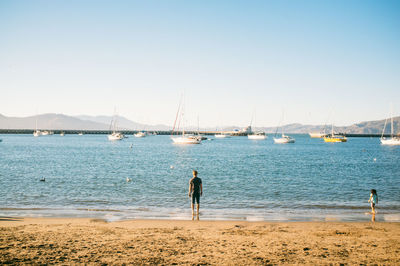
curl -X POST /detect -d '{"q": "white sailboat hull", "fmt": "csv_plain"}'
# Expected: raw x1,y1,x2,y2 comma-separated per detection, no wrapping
134,132,146,138
309,132,326,138
33,131,41,137
215,134,230,138
171,136,201,144
248,134,267,140
274,136,295,144
108,133,124,141
381,138,400,145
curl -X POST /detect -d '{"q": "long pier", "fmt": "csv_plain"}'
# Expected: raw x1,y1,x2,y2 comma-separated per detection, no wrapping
0,129,392,137
0,129,246,136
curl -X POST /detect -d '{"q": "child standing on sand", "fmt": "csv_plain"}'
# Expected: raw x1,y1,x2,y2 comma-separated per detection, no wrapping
368,189,378,214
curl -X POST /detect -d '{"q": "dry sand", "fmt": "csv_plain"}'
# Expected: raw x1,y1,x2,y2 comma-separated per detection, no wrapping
1,217,399,265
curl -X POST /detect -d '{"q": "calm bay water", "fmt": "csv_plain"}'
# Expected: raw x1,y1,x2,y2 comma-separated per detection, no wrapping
0,134,399,221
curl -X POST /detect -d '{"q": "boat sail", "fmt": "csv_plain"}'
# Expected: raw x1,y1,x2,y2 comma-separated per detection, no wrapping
171,93,201,144
108,110,125,141
380,105,400,145
273,112,295,144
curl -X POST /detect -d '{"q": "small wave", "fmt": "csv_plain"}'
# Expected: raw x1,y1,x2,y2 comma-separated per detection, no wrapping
246,216,264,222
292,204,400,211
0,207,50,211
384,214,400,222
76,208,121,212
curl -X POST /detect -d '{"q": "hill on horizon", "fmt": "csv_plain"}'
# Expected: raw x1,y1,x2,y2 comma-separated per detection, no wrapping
0,113,171,131
0,113,399,134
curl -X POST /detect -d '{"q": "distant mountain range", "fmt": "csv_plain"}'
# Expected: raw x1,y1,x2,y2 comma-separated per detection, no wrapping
0,113,171,131
258,117,399,134
75,115,171,131
0,113,399,134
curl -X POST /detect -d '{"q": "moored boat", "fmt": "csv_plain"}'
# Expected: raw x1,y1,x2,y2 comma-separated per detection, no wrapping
171,93,202,145
134,131,147,138
107,109,125,141
323,135,347,142
171,135,201,144
274,134,295,143
380,105,400,145
33,130,41,137
273,111,295,144
108,132,124,141
248,132,267,140
215,133,231,138
323,124,347,143
309,132,327,138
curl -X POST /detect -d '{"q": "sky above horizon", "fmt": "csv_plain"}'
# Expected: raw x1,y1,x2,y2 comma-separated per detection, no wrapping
1,0,399,127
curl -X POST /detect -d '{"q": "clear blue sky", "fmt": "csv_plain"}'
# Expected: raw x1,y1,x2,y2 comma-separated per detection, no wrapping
1,0,399,127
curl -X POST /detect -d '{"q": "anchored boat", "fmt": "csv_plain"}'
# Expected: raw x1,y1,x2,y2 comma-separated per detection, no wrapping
323,124,347,142
380,104,400,145
171,93,201,145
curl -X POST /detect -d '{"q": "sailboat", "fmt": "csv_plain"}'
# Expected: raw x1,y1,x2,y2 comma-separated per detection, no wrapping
108,110,125,141
308,118,327,138
33,115,41,137
171,94,201,144
248,111,267,140
309,132,326,138
274,134,295,143
248,131,267,140
214,131,231,138
380,105,400,145
196,116,208,140
214,124,231,138
134,131,147,138
273,112,295,144
323,124,347,142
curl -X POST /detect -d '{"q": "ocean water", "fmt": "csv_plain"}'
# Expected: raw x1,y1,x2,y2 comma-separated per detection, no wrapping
0,134,399,222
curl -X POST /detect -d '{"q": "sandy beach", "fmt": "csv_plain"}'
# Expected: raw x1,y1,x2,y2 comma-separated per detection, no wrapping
1,218,399,265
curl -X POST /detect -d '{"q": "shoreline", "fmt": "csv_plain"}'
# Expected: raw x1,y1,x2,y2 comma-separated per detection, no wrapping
1,217,399,264
1,206,399,223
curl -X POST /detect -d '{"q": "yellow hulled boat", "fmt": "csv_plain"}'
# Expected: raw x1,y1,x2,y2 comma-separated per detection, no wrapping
324,123,347,142
324,135,347,142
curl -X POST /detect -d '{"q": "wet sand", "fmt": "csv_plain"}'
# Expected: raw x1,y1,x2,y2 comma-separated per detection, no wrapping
1,217,399,265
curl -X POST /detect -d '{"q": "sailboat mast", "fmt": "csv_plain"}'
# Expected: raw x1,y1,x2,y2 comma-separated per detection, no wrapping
197,115,200,135
391,105,394,137
182,94,185,136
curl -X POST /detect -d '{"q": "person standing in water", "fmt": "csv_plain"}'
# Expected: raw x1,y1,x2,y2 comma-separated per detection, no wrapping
188,170,202,220
368,189,378,214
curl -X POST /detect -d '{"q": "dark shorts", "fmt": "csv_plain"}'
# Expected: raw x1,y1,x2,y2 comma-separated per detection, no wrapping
191,192,200,205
